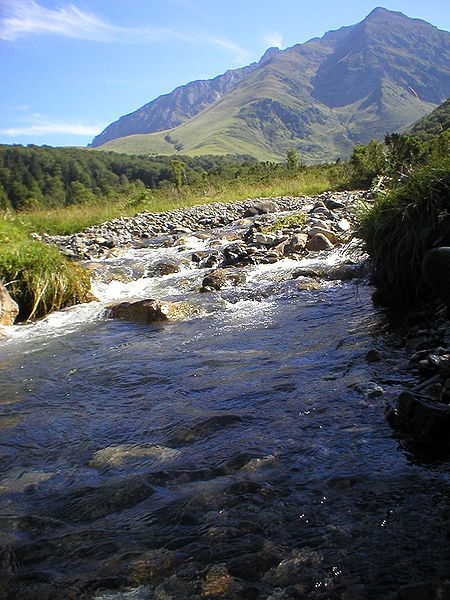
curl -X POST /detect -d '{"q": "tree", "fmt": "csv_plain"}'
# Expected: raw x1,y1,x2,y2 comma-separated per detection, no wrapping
285,149,300,172
170,159,186,191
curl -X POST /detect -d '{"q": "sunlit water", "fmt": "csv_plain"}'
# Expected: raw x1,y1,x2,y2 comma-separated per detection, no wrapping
1,230,449,600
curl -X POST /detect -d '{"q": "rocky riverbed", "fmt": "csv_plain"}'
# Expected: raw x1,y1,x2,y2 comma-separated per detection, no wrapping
41,191,368,261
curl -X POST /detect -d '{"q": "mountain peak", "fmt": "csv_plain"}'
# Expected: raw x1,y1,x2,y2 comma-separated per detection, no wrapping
259,47,281,64
91,9,450,161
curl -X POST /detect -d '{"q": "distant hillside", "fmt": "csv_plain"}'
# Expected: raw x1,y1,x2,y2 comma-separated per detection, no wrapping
90,48,281,148
92,8,450,162
0,145,253,211
405,98,450,139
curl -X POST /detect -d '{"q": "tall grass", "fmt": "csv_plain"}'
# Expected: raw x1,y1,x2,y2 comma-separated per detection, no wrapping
358,159,450,306
0,220,93,321
7,165,348,236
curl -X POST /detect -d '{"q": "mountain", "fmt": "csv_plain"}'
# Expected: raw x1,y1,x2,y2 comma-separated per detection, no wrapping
90,47,281,148
404,97,450,139
91,8,450,162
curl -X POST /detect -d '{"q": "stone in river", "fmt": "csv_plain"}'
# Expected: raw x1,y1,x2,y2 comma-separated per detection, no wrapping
306,233,334,251
0,283,19,325
200,268,246,292
107,298,199,322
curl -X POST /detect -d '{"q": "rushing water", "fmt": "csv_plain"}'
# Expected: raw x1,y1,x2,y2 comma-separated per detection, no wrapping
0,227,449,600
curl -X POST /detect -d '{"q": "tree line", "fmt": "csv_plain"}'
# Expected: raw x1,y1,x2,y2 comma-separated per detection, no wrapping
0,145,257,211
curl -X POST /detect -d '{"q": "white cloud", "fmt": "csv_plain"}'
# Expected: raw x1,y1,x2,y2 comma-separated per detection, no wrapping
0,0,249,61
263,31,283,48
1,118,106,136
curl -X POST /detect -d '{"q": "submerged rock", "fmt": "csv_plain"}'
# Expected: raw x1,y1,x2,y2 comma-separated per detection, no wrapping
106,298,199,323
148,259,182,277
0,284,19,325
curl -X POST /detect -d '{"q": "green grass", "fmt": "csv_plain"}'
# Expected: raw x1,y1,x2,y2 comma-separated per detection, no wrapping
0,219,93,321
357,158,450,306
262,212,307,233
6,165,347,236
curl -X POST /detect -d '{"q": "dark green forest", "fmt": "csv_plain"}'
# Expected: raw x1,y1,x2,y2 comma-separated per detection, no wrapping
0,145,258,211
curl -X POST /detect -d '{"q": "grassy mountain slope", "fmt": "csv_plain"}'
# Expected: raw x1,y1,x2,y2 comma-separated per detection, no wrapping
96,8,449,162
404,98,450,139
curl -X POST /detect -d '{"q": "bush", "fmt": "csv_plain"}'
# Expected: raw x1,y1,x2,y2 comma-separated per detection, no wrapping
358,158,450,306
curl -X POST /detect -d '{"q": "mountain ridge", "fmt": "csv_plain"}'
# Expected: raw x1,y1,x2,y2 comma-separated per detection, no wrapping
91,8,450,161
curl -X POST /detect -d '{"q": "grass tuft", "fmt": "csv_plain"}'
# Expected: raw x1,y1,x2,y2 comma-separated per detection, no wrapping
358,158,450,306
0,220,93,321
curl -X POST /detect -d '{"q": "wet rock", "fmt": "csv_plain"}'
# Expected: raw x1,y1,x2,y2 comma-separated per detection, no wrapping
37,476,156,524
107,299,199,322
262,549,323,588
0,283,19,325
167,414,244,446
202,565,242,598
297,279,322,291
131,549,178,585
223,242,250,266
389,391,450,443
191,251,209,263
291,268,321,279
306,233,334,251
365,349,381,363
325,262,368,281
397,580,450,600
89,444,180,468
200,268,246,292
149,259,181,277
154,577,201,600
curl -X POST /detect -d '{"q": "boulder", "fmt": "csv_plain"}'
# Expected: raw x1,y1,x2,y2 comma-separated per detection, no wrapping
253,232,281,246
200,268,246,292
324,198,345,210
243,201,278,217
283,233,308,255
308,227,339,244
223,242,249,266
306,233,334,251
388,390,450,444
107,299,198,323
0,284,19,325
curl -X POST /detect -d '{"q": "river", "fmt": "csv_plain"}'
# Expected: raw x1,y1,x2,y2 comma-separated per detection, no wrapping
1,213,449,600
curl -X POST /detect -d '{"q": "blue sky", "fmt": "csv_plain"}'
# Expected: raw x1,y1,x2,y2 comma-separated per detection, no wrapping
1,0,449,148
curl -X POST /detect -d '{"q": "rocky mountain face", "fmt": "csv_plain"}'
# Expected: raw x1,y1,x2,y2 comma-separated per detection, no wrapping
90,47,281,148
91,8,450,161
